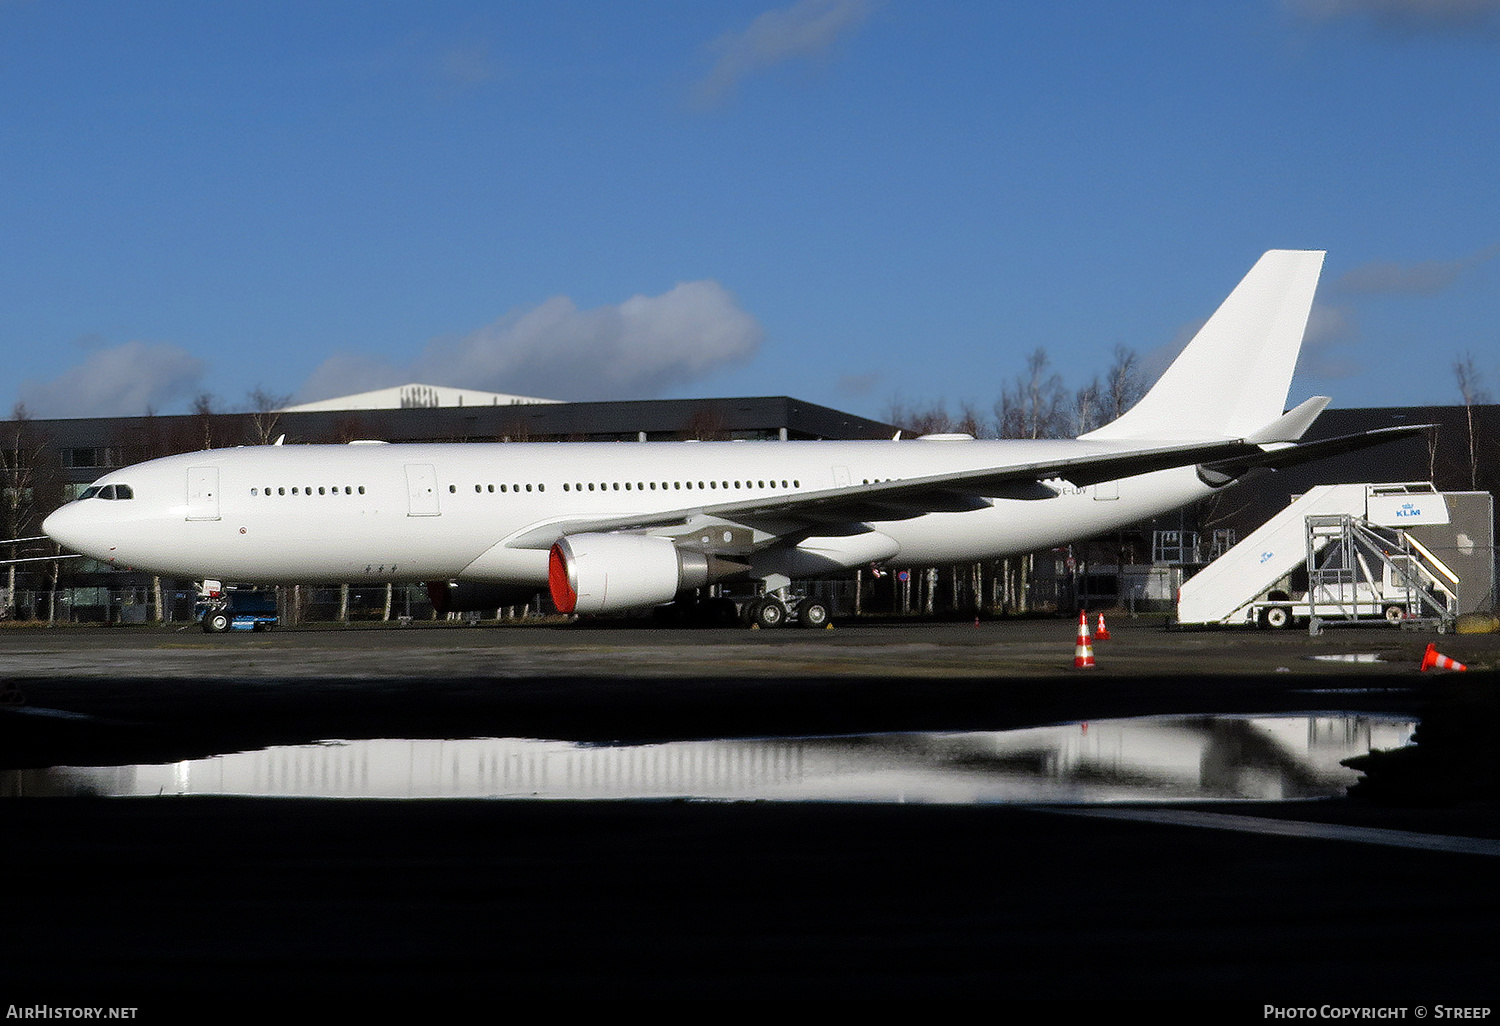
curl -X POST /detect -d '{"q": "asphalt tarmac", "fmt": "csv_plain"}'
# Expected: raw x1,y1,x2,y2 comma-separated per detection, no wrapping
2,618,1496,1010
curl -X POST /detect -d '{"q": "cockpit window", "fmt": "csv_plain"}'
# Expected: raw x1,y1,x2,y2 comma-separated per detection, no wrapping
85,484,136,500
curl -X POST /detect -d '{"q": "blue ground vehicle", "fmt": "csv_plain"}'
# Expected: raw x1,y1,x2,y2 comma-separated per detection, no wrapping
197,582,279,632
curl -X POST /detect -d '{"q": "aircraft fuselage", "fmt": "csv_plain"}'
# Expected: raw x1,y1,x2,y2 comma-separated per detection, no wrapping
41,439,1214,586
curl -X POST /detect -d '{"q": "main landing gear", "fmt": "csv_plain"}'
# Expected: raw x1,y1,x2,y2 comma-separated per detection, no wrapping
651,590,831,629
742,593,830,630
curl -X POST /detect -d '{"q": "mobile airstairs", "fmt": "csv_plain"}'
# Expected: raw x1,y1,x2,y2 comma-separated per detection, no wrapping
1175,483,1460,634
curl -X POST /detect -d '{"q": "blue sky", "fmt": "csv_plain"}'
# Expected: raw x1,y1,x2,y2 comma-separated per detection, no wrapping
3,0,1498,425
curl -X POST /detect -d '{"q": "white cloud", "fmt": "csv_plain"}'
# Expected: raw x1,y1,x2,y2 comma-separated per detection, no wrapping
298,280,764,404
1331,245,1500,296
1331,258,1466,295
439,43,495,87
836,371,881,397
1296,303,1364,380
1286,0,1500,36
17,341,205,418
693,0,876,107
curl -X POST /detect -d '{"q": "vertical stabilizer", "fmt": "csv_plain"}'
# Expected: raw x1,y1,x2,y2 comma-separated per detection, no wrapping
1081,250,1325,442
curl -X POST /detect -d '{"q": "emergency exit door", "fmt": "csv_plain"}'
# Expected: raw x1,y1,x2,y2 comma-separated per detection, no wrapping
186,467,221,521
405,464,441,516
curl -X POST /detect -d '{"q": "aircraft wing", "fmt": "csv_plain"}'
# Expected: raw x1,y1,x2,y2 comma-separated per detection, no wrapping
500,422,1432,551
499,435,1266,550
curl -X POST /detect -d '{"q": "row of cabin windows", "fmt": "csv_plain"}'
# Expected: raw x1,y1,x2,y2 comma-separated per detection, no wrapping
250,486,366,496
249,478,806,499
558,479,800,493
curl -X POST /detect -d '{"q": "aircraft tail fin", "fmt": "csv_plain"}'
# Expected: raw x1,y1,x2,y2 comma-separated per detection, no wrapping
1080,250,1325,442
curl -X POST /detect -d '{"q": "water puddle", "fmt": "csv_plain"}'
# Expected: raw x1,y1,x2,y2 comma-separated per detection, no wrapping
3,713,1414,803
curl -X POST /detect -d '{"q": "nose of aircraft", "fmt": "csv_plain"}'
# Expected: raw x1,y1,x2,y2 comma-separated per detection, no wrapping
42,502,102,559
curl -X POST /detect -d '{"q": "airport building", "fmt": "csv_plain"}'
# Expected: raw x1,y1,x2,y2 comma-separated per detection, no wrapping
1,389,894,622
3,389,1495,624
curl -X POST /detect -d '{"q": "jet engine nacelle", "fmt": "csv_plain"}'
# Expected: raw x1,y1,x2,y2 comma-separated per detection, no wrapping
548,533,745,614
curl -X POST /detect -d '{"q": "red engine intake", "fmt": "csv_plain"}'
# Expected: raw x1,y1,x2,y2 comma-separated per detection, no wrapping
548,534,745,615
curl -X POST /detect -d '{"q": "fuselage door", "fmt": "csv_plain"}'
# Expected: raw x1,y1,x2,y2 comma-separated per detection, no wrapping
405,464,441,517
832,465,851,489
186,467,221,521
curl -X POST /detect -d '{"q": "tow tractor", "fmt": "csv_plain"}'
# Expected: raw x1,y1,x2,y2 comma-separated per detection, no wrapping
196,580,280,632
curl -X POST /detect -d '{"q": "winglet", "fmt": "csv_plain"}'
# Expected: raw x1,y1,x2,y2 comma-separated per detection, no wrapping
1081,250,1325,442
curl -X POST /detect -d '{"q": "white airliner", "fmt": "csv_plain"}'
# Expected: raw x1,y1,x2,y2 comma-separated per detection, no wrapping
41,250,1418,627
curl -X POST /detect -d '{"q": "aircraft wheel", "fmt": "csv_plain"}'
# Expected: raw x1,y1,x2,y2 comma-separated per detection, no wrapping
1383,604,1406,625
1263,606,1292,630
202,611,231,633
798,601,830,629
753,597,787,629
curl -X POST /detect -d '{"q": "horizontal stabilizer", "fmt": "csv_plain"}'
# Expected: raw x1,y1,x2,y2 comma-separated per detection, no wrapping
1201,424,1433,477
1245,396,1330,444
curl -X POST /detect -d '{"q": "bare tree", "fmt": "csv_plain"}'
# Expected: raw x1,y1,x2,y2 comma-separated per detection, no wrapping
1102,345,1146,422
955,400,989,439
192,392,218,450
2,405,66,620
1454,352,1489,490
883,395,958,436
247,385,292,446
997,348,1067,439
1072,378,1102,436
680,404,731,441
907,400,955,436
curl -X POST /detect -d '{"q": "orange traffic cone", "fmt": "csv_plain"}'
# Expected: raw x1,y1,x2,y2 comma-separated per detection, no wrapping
1419,643,1467,672
1096,612,1111,641
1074,610,1095,668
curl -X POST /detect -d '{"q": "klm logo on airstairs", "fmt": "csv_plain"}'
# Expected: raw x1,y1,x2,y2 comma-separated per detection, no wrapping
1394,502,1422,519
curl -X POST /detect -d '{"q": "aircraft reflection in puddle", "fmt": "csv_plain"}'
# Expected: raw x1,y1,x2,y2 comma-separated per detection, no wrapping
5,714,1415,803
